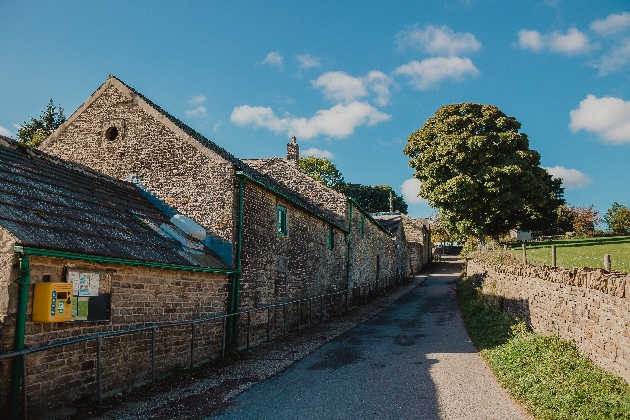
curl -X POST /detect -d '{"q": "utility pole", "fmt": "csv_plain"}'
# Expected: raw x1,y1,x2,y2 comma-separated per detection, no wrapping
389,190,393,213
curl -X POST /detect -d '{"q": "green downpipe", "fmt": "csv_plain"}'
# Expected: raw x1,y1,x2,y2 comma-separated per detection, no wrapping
346,202,353,291
228,177,247,346
11,254,30,418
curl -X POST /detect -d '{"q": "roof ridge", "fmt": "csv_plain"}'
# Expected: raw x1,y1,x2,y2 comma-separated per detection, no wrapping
109,75,347,230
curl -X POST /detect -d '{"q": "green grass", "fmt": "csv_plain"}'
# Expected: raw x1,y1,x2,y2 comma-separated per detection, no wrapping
457,273,630,419
508,235,630,271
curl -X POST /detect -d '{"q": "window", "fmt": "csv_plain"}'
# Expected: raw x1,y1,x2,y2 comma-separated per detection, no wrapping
360,215,365,237
328,225,334,250
278,205,287,236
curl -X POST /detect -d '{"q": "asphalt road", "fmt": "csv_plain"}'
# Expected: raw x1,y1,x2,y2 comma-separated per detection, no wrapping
211,256,529,420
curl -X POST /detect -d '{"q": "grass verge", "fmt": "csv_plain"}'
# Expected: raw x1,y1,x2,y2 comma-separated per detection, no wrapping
457,273,630,419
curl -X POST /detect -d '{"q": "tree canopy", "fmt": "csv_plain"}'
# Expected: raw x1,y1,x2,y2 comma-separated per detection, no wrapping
404,103,563,239
572,205,601,236
17,99,66,147
298,156,345,188
336,183,408,214
604,203,630,234
299,156,408,214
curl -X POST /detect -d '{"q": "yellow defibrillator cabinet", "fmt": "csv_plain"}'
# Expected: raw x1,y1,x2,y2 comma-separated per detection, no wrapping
32,282,73,322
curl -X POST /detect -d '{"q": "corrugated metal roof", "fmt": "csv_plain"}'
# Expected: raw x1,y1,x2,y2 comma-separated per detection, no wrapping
0,136,229,269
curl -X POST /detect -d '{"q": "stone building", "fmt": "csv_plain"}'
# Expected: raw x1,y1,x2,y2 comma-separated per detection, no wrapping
0,75,430,414
40,75,411,315
0,136,234,414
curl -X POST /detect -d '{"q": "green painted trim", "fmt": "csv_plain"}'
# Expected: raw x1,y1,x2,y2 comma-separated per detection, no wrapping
229,177,247,346
13,246,239,274
345,202,352,291
11,255,30,418
347,198,393,237
235,170,349,234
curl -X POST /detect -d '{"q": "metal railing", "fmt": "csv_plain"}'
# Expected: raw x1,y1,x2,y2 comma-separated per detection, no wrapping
1,270,412,419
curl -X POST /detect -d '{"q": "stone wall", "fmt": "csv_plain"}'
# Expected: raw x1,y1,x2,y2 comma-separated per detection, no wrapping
240,182,347,311
244,158,348,226
0,255,230,415
401,215,430,271
467,256,630,383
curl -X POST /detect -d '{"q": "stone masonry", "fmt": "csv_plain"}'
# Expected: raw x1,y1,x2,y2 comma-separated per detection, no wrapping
0,254,230,414
467,255,630,383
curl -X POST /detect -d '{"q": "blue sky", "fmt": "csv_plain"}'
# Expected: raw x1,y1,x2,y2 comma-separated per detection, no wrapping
2,1,629,219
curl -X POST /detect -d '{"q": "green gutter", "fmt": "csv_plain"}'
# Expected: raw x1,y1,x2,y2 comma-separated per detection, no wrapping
13,246,240,274
235,170,349,234
11,255,30,419
345,202,352,291
228,177,247,346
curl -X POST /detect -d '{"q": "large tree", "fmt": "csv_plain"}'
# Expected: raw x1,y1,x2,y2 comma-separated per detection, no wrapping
17,99,66,147
404,103,563,240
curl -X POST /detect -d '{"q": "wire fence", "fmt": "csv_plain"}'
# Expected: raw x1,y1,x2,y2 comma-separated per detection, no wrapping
1,270,414,419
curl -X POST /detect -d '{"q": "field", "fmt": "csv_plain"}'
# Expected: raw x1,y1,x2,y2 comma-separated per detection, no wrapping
508,236,630,272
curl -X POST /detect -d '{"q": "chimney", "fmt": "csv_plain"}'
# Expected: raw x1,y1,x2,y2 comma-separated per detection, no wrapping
287,136,299,165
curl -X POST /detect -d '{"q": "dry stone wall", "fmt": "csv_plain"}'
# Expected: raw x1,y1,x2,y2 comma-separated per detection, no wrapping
0,255,230,415
467,256,630,383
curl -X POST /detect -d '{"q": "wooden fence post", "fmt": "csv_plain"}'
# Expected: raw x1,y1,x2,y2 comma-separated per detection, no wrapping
604,254,611,271
551,245,556,268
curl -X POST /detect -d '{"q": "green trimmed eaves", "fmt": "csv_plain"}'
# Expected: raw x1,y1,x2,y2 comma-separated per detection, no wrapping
13,246,240,275
347,198,393,237
235,170,349,234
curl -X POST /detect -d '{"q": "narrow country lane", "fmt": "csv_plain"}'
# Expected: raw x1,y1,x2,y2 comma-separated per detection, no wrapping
211,256,529,419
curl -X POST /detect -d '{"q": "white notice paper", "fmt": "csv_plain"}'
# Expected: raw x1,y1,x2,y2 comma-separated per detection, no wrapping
68,271,80,295
89,272,100,296
79,273,90,297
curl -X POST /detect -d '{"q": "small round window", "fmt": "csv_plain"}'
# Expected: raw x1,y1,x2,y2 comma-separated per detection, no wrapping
105,126,119,141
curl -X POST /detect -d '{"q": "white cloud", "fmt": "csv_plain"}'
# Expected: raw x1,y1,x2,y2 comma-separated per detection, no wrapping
311,71,368,104
544,166,592,190
185,106,208,118
0,126,12,137
311,70,396,106
516,29,544,51
396,24,482,55
301,147,334,159
590,38,630,75
515,28,593,55
548,28,592,54
393,57,480,90
590,12,630,36
569,94,630,143
364,71,396,106
230,101,391,140
213,119,223,132
262,52,283,69
401,178,427,205
297,54,321,70
189,95,206,105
